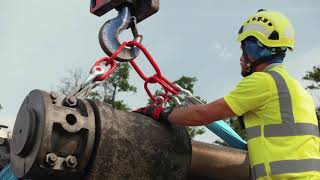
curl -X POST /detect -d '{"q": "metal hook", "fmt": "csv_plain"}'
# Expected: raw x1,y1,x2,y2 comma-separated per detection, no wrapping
99,6,143,62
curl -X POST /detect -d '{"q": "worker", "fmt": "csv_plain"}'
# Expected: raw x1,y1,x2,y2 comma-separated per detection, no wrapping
134,9,320,179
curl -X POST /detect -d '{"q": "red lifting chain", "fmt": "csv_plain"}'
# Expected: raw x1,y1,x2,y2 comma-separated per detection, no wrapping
90,40,180,102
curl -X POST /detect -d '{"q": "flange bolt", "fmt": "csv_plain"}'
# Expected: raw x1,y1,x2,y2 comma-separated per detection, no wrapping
46,153,58,166
65,155,78,168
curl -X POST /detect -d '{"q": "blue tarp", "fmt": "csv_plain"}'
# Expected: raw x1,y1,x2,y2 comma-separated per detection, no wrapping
0,165,17,180
206,120,247,150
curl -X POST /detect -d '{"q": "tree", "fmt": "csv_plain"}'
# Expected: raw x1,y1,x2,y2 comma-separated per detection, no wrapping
58,68,84,95
227,116,247,140
0,104,2,110
146,76,206,139
303,65,320,129
213,116,247,146
57,63,136,111
174,76,206,139
96,63,136,111
303,65,320,90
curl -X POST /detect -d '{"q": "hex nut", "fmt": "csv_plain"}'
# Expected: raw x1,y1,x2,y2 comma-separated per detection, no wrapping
49,92,58,104
46,153,58,166
65,155,78,168
66,96,77,107
49,92,58,100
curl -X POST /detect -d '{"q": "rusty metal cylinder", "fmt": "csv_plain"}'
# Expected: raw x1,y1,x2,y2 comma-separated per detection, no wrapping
10,90,191,179
188,141,250,180
85,100,192,179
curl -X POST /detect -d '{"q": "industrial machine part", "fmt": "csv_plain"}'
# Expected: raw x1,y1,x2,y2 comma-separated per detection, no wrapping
0,137,10,170
98,6,143,61
10,90,191,179
188,141,250,180
93,0,159,61
90,0,159,23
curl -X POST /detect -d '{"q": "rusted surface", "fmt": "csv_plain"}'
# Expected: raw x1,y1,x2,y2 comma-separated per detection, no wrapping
10,90,96,179
84,100,192,180
9,89,252,180
10,90,191,179
188,141,250,180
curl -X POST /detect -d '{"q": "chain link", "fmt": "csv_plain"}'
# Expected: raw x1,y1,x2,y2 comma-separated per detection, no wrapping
69,40,182,105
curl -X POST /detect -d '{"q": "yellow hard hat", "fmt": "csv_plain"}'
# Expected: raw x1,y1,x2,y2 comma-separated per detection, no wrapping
237,9,294,50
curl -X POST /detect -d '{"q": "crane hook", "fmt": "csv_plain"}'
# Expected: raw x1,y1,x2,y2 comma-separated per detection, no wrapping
99,6,142,62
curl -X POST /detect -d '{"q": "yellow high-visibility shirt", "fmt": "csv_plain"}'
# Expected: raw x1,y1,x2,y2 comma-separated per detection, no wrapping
224,65,320,179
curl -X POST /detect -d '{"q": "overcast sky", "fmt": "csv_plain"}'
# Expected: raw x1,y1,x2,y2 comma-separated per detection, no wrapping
1,1,319,142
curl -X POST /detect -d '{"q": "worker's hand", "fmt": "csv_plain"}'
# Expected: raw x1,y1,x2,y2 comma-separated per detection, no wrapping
132,105,173,123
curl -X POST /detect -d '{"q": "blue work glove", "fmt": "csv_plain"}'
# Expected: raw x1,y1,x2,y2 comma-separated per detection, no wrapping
133,105,173,123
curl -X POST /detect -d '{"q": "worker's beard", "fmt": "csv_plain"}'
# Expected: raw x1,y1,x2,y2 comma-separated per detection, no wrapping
240,57,254,77
240,54,256,77
241,66,252,77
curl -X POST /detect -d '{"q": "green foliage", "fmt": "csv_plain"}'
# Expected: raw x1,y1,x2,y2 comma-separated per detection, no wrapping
88,91,102,101
103,99,130,112
303,65,320,90
214,139,229,147
58,64,136,112
173,76,197,94
106,63,137,93
146,75,206,139
303,65,320,130
0,104,2,110
100,63,136,105
96,63,136,111
172,76,206,139
227,116,247,141
186,126,205,139
214,117,247,146
214,116,247,146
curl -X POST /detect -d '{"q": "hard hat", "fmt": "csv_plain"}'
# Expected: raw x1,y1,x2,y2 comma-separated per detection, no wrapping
237,9,294,50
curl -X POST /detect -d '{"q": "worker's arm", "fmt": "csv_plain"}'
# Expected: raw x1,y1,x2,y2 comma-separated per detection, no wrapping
133,71,272,125
133,98,236,126
168,98,236,125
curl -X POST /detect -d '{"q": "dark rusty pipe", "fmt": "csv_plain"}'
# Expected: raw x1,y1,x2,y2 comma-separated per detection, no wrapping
84,100,192,180
8,89,251,179
188,141,250,180
10,90,191,179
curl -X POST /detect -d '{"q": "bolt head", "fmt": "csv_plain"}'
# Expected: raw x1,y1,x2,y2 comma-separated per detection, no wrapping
67,96,77,106
46,153,58,166
65,155,78,168
49,92,58,100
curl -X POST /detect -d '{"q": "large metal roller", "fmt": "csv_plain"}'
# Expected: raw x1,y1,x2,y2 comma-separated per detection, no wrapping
9,90,191,179
188,141,250,180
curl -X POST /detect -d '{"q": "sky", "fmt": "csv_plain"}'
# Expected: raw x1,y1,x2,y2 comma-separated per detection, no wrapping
0,1,320,143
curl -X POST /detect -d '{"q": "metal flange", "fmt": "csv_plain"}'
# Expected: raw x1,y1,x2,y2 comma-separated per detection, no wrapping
10,90,96,179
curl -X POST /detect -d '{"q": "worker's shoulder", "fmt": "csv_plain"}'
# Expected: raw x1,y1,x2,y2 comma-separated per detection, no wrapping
233,72,273,94
242,71,273,84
